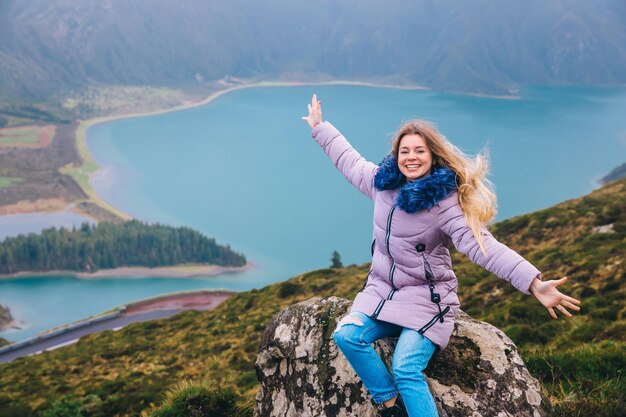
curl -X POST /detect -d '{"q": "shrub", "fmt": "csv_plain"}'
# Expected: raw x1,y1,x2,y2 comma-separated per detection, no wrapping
41,395,104,417
140,380,240,417
278,281,301,298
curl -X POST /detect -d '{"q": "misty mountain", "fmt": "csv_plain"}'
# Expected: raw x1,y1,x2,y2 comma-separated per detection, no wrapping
1,0,625,101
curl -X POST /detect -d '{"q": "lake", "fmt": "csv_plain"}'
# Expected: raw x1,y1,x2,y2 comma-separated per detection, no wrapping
1,84,625,342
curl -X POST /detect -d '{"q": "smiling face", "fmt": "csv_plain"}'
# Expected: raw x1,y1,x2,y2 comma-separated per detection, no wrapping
397,133,433,181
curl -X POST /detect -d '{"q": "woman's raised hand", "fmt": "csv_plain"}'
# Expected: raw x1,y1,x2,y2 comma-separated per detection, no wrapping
530,276,581,319
302,94,322,129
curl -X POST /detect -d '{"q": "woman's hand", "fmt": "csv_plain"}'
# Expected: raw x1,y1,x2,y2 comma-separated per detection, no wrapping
302,94,322,129
530,276,581,319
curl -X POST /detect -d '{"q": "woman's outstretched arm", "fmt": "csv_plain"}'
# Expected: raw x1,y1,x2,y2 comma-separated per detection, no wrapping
302,94,378,200
437,194,581,319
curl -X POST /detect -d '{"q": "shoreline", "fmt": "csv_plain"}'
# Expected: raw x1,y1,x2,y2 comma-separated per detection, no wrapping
67,78,433,220
0,288,238,347
0,78,431,223
0,262,254,280
0,78,517,222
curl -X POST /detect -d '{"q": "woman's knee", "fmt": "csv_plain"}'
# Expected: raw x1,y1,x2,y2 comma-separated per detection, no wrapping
332,314,365,346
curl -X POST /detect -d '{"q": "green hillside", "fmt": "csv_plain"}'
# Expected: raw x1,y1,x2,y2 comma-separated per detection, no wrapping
0,179,624,417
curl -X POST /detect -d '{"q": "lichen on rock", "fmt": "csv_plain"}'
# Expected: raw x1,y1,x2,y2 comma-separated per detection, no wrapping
255,296,548,417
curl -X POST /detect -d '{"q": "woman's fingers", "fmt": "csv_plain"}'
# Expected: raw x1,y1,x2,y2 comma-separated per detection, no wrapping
312,94,322,110
548,307,557,319
563,294,581,305
302,94,322,128
553,276,568,286
547,299,578,319
556,304,573,318
538,275,581,319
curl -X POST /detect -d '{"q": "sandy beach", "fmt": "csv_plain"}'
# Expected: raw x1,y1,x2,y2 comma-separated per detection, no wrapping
0,262,254,280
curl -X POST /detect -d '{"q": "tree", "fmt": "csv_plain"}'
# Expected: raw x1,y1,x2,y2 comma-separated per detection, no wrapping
330,251,343,268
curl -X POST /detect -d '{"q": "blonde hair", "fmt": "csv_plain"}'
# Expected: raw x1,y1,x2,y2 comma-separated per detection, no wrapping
391,120,497,254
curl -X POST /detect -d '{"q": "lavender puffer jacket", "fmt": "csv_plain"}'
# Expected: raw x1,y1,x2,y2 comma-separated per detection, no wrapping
312,121,540,350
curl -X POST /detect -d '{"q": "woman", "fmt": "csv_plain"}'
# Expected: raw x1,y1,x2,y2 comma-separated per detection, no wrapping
301,94,581,417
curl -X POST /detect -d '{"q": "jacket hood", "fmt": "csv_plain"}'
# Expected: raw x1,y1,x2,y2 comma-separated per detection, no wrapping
374,154,458,213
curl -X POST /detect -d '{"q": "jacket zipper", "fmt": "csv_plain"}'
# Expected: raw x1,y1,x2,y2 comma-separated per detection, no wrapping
418,306,451,335
385,205,396,256
371,299,385,319
373,205,397,320
385,205,397,289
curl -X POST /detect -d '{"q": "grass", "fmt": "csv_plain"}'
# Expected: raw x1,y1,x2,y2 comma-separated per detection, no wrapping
0,178,623,416
524,341,625,417
0,125,55,147
0,177,23,189
0,127,39,145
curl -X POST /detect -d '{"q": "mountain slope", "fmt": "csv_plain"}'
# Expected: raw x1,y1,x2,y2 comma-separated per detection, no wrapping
1,0,625,102
0,178,624,416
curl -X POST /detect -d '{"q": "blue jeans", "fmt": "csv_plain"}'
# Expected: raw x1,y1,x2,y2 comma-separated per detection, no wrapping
332,311,439,417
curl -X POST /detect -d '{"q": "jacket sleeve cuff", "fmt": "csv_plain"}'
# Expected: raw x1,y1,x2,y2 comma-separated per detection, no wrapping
311,121,338,147
514,263,542,295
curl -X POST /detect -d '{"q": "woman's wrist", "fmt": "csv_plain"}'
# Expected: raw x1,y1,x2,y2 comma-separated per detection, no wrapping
529,275,542,295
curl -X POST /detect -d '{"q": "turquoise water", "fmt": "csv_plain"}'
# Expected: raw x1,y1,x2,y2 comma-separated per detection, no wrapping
1,84,625,342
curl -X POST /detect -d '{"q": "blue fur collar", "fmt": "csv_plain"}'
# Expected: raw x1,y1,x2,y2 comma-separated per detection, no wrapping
374,154,458,213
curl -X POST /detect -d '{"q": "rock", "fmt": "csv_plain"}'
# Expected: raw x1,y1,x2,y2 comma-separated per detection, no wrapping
255,296,548,417
592,224,615,234
0,304,14,331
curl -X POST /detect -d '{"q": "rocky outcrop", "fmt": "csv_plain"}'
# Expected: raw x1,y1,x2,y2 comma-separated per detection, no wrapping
0,304,15,331
255,296,548,417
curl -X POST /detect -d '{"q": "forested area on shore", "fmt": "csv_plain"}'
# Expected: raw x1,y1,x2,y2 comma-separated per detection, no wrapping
0,220,246,274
